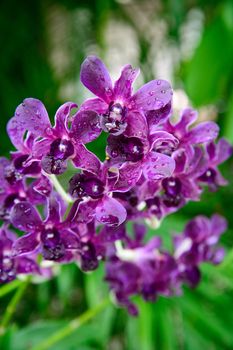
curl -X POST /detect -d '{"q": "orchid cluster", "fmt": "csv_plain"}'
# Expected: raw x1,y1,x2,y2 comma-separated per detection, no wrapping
0,56,232,315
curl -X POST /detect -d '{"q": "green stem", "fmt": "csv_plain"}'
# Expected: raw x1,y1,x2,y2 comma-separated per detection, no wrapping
49,175,73,204
0,279,22,298
0,279,30,335
31,298,110,350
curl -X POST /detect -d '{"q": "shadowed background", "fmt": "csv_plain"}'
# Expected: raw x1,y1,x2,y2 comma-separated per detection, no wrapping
1,0,233,349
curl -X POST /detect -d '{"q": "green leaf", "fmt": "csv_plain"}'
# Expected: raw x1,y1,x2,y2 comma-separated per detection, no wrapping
185,13,233,106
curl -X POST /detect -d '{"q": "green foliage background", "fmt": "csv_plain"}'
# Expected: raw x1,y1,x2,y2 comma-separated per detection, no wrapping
0,0,233,349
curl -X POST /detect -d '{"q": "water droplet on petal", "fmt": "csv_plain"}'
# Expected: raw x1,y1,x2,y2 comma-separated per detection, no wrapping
45,127,53,136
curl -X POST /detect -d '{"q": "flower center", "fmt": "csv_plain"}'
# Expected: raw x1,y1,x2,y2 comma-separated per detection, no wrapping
101,103,127,135
50,138,74,160
41,228,65,261
4,166,22,185
69,174,105,199
80,241,98,271
0,255,15,283
162,177,182,207
123,137,144,162
146,197,161,216
198,168,216,184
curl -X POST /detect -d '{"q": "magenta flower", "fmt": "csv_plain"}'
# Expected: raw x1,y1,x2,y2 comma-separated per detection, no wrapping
0,226,41,283
79,56,172,136
7,99,100,175
10,198,80,262
198,138,233,190
68,164,127,227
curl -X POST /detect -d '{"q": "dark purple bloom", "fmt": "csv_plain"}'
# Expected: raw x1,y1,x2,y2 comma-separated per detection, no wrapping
0,158,48,221
2,56,231,316
106,126,176,192
0,226,40,283
105,230,177,315
174,214,227,287
68,166,127,226
79,56,172,136
198,138,233,190
7,99,100,175
10,198,80,262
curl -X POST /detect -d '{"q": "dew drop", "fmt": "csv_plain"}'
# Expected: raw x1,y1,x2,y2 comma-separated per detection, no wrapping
45,127,53,136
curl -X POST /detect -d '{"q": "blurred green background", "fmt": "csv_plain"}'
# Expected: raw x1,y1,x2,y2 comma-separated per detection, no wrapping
1,0,233,349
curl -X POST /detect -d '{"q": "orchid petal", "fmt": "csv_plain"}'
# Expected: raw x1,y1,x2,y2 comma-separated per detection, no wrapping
54,102,78,136
143,152,175,180
72,144,101,175
96,195,127,226
184,121,219,144
79,98,108,114
9,98,50,140
125,111,148,140
114,64,139,100
10,202,42,232
129,79,172,111
12,232,39,256
80,56,113,103
71,110,101,144
111,163,142,192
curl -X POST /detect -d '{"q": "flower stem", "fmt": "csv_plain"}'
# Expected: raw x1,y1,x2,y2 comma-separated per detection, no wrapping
0,279,30,335
0,279,22,298
31,298,110,350
49,174,73,204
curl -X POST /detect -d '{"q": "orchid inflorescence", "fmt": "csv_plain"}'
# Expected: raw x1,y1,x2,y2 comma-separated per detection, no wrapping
0,56,232,315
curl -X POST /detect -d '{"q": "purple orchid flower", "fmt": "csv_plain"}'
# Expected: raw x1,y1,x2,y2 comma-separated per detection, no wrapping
7,98,100,175
161,107,219,149
0,226,41,283
198,138,233,190
68,164,127,226
79,56,172,136
174,214,227,287
106,115,176,192
105,224,177,315
10,197,80,263
0,157,49,221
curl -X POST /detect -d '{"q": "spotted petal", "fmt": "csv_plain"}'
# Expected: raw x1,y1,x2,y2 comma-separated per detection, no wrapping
72,144,101,175
125,111,149,141
184,121,219,144
128,79,172,111
12,232,39,256
111,162,142,192
80,56,113,103
54,102,78,136
96,195,127,226
10,202,42,232
9,98,50,138
114,64,140,100
142,151,175,180
71,110,101,144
